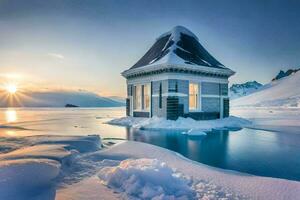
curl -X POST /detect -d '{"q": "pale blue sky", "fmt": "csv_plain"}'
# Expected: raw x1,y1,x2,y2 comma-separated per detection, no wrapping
0,0,300,96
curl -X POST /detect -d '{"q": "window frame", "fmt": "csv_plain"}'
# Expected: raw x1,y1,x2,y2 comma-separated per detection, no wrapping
133,83,151,112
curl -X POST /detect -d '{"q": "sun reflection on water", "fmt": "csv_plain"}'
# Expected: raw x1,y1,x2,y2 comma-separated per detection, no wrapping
5,109,17,123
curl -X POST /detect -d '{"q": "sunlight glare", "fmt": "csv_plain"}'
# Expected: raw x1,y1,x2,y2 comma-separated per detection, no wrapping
5,109,17,123
6,84,17,94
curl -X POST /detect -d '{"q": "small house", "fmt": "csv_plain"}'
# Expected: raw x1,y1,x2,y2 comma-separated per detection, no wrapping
122,26,235,120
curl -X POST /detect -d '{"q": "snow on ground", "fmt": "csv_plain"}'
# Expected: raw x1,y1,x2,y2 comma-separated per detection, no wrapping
93,141,300,200
98,158,197,199
230,70,300,134
107,116,251,134
0,135,102,200
232,70,300,107
0,134,299,200
231,107,300,134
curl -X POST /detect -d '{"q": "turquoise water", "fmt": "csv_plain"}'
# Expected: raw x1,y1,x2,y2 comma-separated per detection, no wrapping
1,108,300,181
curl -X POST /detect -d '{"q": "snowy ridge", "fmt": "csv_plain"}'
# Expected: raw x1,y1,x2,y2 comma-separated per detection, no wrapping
272,68,300,81
156,25,199,41
232,70,300,107
230,81,263,99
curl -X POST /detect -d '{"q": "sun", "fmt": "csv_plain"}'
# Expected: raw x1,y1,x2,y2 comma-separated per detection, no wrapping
6,84,18,94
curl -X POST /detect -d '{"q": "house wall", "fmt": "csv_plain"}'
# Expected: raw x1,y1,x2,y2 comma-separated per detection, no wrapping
201,97,220,112
126,73,229,119
168,79,189,114
151,80,168,117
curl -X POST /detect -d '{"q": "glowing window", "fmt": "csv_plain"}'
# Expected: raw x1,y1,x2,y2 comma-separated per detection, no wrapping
143,84,150,111
189,83,199,110
134,85,142,110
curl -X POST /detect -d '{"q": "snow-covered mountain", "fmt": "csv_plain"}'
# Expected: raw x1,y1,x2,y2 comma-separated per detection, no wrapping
130,26,229,70
230,81,262,99
232,70,300,107
107,96,126,104
272,68,300,81
0,90,125,107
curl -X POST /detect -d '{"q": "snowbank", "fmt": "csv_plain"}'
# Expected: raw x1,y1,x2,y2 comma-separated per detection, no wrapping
94,141,300,200
1,133,299,200
232,70,300,107
0,159,60,200
107,116,251,132
98,158,196,199
231,107,300,134
0,135,102,200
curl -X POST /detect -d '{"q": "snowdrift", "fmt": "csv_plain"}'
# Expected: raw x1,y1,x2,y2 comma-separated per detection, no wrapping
107,116,251,133
1,134,299,200
232,71,300,107
0,135,102,200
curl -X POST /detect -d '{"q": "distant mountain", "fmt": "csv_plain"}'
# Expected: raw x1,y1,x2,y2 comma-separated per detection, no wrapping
272,68,300,81
232,70,300,107
0,90,125,107
230,81,263,99
108,96,126,104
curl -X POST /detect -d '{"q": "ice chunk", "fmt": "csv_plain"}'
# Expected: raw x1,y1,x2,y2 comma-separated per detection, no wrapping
108,116,251,132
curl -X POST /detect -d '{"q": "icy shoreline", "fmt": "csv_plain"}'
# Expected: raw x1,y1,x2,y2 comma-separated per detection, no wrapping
0,134,299,200
107,116,252,133
58,140,300,200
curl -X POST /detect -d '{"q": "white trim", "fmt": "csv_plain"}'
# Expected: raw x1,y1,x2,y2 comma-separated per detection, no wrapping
152,92,187,97
201,94,229,98
122,63,235,78
127,73,228,85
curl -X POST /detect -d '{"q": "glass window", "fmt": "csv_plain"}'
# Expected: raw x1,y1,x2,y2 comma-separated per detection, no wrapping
134,84,150,111
189,83,199,110
134,85,142,110
144,84,150,111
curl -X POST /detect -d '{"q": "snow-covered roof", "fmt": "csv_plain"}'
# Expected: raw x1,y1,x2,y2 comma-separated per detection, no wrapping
122,26,235,78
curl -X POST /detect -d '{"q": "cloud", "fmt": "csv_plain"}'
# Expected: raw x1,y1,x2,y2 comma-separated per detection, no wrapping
0,73,22,79
47,53,65,59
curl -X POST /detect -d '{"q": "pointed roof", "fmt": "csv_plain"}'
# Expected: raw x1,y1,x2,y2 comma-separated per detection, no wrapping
123,26,235,78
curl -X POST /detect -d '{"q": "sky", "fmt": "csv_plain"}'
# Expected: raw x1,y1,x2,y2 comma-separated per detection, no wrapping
0,0,300,97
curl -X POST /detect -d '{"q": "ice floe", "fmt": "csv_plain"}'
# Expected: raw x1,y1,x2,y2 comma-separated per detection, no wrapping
107,116,252,132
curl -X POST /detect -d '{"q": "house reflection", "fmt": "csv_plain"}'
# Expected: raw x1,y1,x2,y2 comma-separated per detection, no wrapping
125,127,230,167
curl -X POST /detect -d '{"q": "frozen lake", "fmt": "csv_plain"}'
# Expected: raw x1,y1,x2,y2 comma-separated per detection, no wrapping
1,107,300,181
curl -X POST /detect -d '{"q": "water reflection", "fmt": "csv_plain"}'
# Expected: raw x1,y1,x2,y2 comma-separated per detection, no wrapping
126,128,300,181
5,109,17,123
5,130,16,136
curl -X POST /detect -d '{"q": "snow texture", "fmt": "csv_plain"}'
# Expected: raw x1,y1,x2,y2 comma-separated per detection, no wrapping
96,141,300,200
129,26,227,70
230,81,262,99
98,158,197,199
107,116,251,132
0,135,102,200
0,134,299,200
232,70,300,107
